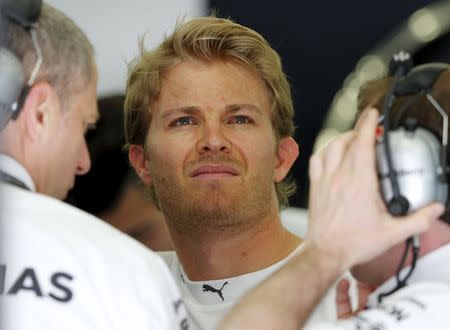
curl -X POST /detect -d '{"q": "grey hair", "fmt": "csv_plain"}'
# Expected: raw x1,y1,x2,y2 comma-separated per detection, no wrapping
6,3,95,108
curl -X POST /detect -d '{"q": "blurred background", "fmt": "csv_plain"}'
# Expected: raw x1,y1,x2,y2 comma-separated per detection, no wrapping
45,0,450,247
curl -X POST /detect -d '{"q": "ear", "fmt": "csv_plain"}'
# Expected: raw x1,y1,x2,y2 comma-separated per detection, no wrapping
20,81,58,141
274,137,299,183
129,144,152,186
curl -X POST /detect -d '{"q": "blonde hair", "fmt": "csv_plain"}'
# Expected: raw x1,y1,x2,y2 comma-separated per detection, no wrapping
125,16,296,209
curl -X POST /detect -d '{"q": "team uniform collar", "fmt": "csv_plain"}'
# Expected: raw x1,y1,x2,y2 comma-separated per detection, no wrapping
0,153,36,191
178,243,305,305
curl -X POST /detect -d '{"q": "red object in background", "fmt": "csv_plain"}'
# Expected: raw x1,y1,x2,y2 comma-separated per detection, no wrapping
376,125,384,139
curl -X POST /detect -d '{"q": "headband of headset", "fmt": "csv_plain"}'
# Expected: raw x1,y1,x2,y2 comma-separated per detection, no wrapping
394,62,449,96
1,0,42,29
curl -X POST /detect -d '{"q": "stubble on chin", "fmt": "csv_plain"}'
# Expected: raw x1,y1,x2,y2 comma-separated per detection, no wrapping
156,176,274,236
157,183,241,235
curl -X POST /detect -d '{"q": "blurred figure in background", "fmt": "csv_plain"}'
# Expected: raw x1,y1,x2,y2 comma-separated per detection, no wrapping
68,95,173,251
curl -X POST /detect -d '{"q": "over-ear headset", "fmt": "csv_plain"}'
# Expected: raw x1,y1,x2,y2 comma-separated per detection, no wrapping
374,52,449,301
0,0,42,130
376,51,449,217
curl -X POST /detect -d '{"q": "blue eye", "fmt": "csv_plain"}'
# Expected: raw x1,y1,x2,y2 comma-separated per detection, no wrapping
230,115,252,124
171,117,196,127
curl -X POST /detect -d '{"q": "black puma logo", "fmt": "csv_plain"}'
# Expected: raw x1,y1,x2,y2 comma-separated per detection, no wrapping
202,282,228,301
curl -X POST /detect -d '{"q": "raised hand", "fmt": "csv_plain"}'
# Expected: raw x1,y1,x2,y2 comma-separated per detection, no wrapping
306,108,444,271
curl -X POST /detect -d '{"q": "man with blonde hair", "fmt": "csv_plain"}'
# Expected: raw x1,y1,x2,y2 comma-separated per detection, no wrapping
126,16,335,329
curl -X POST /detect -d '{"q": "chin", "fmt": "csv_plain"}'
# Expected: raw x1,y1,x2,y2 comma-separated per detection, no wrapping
56,187,70,201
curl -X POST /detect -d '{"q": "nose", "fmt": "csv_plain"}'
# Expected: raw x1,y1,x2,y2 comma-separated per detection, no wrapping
196,123,231,154
76,140,91,175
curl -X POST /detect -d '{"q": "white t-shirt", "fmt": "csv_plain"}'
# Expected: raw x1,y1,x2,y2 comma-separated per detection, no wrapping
0,156,189,330
160,244,338,330
308,243,450,330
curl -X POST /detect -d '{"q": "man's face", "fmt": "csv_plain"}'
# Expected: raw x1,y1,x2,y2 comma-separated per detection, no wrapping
42,75,99,200
137,59,296,230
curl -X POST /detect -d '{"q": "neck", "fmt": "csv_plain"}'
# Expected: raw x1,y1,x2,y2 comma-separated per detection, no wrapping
168,211,302,281
1,121,43,193
1,127,32,174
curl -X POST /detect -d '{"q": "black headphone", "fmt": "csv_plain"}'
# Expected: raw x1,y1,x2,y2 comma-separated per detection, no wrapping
0,0,42,130
376,51,449,217
375,52,449,301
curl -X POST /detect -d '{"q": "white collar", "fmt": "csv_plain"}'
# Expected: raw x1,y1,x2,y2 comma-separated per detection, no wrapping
179,243,305,305
0,154,36,191
367,242,450,306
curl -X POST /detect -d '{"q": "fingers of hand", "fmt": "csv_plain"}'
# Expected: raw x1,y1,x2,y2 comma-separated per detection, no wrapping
336,279,350,303
356,281,375,310
310,108,379,185
346,108,379,170
309,152,323,183
385,203,445,244
336,279,353,319
345,203,443,266
323,131,356,175
309,109,378,181
309,131,356,181
354,107,380,131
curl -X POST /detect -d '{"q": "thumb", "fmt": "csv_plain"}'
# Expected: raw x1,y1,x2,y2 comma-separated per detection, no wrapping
386,203,444,245
336,279,352,319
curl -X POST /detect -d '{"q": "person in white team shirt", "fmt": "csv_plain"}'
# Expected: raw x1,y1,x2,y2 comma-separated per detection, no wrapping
220,70,450,329
126,16,336,330
0,3,187,329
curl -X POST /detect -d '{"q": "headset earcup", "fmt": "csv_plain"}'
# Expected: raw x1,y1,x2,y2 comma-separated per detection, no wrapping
0,0,43,129
377,127,448,214
0,47,25,128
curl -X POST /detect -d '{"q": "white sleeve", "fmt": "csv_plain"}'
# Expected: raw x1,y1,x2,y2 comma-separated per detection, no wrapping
304,282,450,330
0,197,190,330
148,256,190,330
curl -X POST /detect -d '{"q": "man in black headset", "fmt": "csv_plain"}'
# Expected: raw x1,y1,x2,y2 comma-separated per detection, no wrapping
220,64,450,329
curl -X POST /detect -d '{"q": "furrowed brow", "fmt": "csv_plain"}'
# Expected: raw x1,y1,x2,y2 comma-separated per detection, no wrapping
161,106,201,119
225,104,263,115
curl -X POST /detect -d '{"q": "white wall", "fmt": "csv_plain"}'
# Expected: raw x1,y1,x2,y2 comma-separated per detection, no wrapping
47,0,207,96
281,207,309,238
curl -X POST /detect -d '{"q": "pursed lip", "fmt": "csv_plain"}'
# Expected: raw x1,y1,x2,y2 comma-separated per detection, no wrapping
190,165,239,178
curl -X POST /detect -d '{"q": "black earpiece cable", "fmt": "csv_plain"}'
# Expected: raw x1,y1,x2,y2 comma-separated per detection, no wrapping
382,71,403,200
378,52,417,302
378,238,419,302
